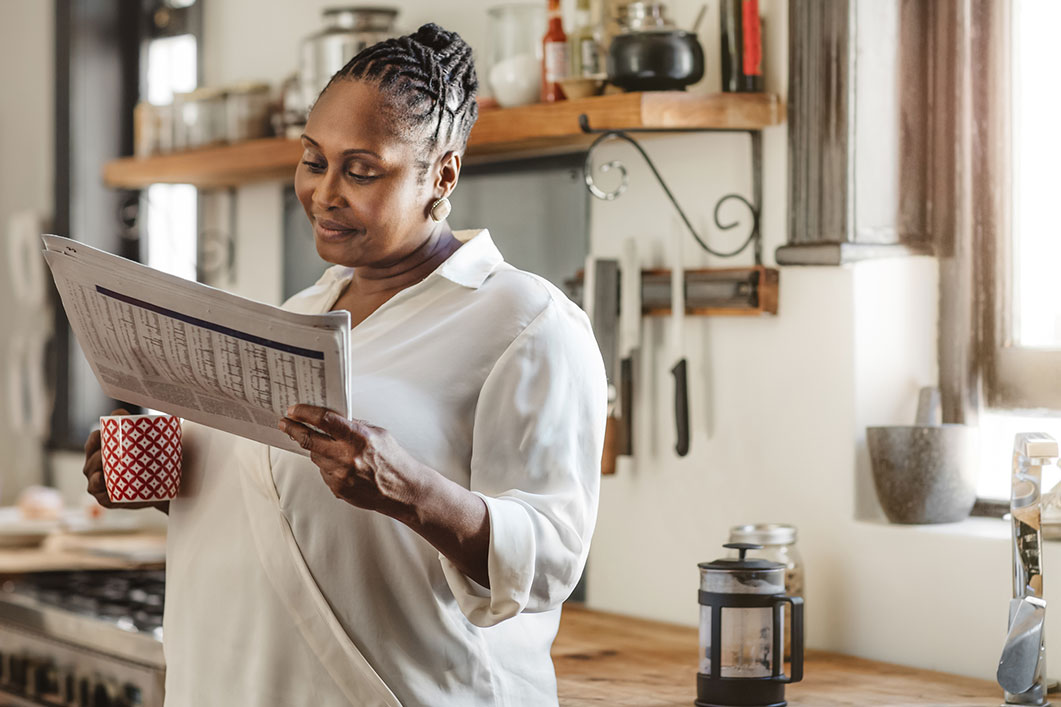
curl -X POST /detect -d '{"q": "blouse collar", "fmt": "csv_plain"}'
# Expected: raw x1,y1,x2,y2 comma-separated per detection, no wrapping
435,229,504,289
316,228,503,293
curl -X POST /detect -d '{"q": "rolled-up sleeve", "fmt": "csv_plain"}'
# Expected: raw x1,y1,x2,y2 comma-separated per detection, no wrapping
439,298,608,627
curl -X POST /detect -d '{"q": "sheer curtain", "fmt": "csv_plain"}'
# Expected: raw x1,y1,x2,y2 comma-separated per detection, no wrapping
934,0,1009,427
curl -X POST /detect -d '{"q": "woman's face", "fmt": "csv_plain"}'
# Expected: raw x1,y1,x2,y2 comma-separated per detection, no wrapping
294,79,440,269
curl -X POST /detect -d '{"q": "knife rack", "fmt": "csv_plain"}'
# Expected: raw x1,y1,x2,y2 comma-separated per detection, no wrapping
569,265,779,317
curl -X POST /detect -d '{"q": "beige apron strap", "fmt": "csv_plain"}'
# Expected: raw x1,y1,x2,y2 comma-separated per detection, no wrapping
236,441,402,707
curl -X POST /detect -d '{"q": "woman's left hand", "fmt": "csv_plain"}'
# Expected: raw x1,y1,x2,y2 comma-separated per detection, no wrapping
280,404,491,586
278,405,423,519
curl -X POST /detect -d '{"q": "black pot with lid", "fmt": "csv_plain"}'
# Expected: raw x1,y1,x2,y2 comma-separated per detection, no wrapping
606,1,705,92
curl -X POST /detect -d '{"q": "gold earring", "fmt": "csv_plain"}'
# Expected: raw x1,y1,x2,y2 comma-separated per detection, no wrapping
430,197,451,223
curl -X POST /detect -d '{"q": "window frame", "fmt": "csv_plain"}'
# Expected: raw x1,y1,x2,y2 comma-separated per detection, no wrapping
985,0,1061,411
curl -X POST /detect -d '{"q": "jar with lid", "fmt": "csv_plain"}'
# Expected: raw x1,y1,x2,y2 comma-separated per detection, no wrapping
486,3,546,108
728,523,803,660
224,82,272,143
173,87,228,150
299,7,400,114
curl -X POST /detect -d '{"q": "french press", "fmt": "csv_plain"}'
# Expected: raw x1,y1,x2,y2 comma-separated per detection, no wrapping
696,542,804,707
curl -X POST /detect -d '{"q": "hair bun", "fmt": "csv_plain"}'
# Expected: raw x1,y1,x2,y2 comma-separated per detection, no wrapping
410,23,463,54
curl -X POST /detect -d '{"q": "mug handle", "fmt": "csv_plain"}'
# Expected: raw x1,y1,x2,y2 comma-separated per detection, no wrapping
774,595,804,683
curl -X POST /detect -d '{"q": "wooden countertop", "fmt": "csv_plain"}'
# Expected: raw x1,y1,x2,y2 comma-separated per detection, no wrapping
0,531,165,574
552,605,1000,706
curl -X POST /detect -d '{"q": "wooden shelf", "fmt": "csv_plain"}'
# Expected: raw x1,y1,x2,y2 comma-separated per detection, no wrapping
102,91,784,189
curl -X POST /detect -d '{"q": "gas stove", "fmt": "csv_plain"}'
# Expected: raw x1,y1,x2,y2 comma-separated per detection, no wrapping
0,570,165,706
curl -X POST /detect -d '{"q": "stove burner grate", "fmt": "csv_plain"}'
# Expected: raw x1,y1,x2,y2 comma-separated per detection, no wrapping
5,570,166,638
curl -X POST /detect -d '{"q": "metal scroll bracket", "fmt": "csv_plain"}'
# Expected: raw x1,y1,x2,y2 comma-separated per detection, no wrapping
578,113,763,264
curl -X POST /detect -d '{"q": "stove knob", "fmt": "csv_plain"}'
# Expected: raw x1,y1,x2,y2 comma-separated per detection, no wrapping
24,656,51,697
122,682,143,706
23,657,37,696
77,676,91,707
93,678,123,707
9,654,26,691
33,661,60,700
63,671,76,705
93,681,112,707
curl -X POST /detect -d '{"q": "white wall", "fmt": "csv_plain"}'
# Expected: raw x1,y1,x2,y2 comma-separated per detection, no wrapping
203,0,1026,688
0,1,54,500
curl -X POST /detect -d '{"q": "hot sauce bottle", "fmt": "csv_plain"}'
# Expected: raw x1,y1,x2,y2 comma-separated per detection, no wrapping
542,0,568,101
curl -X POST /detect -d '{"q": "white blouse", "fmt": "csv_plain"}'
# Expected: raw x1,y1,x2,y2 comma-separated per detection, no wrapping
163,230,607,706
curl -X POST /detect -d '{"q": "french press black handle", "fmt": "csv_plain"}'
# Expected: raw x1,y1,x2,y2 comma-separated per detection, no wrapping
773,595,804,684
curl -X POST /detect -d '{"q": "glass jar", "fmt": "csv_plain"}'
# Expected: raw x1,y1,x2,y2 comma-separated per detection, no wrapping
728,523,803,660
224,82,272,143
486,3,546,108
134,102,161,157
174,87,228,150
615,0,674,32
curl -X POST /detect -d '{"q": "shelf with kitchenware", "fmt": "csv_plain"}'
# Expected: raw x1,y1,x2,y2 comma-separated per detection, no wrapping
100,90,784,190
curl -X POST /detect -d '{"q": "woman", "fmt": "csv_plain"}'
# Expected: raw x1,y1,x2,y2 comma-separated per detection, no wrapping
82,23,607,706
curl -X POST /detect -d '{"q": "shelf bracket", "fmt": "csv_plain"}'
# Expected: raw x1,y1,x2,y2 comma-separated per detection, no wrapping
578,113,762,264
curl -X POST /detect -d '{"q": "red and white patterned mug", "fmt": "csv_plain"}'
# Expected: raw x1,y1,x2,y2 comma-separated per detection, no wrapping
99,414,183,504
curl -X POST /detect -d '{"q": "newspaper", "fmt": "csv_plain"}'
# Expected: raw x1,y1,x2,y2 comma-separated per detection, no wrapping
42,234,350,456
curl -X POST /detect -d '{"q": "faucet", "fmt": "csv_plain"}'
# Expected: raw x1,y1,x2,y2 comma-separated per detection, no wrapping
999,433,1059,706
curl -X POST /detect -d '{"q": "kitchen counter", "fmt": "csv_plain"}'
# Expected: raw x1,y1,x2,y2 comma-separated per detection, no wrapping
553,605,1001,706
0,530,165,574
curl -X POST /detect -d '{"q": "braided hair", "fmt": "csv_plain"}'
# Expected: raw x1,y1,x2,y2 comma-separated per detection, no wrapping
322,23,479,160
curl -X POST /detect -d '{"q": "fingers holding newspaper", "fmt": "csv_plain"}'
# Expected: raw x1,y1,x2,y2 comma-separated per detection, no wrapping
279,404,427,519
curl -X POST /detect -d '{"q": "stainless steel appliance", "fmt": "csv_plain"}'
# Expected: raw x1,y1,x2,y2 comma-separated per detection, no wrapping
298,7,401,118
0,571,165,706
998,434,1058,706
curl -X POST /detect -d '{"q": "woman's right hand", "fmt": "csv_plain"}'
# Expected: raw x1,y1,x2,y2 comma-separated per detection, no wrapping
83,408,169,513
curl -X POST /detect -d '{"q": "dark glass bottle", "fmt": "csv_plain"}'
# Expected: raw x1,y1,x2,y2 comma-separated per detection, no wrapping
720,0,763,92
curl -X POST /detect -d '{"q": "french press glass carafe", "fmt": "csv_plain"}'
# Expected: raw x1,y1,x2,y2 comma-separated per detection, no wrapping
696,542,804,707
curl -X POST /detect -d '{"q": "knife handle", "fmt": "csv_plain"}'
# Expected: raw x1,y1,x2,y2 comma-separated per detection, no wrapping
672,358,690,457
619,356,633,456
601,415,620,475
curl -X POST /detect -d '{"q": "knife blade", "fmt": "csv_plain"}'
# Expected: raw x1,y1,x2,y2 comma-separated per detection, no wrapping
618,237,641,457
586,255,621,474
671,225,690,457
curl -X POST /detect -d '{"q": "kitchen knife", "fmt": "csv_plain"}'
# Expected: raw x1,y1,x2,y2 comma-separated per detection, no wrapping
618,237,641,457
671,226,690,457
585,255,621,475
